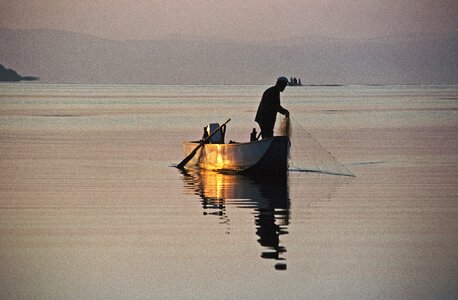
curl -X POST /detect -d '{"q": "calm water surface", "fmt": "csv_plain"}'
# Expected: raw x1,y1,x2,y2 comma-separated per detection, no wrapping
1,84,457,299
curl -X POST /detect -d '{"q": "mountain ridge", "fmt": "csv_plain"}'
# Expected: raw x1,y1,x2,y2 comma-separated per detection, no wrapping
0,63,38,82
1,28,456,84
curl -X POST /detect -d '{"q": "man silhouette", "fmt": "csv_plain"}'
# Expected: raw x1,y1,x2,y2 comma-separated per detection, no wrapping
255,77,290,139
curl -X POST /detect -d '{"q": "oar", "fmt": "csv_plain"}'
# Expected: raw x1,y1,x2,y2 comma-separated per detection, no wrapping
176,118,231,169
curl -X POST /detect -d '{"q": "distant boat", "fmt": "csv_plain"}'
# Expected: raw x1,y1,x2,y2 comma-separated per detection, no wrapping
182,136,290,176
288,77,302,86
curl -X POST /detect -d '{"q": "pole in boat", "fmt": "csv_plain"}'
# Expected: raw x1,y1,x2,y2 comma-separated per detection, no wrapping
176,118,231,169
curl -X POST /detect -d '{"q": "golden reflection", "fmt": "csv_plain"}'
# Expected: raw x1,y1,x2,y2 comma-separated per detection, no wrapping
198,169,237,199
215,144,225,170
180,169,290,270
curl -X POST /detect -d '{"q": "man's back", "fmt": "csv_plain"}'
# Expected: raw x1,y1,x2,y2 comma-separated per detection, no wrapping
255,85,280,129
255,77,289,139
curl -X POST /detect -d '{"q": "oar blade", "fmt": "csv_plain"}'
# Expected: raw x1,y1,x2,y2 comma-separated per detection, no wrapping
176,144,201,169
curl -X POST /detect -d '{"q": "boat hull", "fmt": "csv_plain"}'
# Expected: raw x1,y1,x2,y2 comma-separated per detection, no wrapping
182,136,290,175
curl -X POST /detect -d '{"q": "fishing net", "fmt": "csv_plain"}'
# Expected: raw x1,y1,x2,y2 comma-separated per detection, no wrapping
278,115,292,138
276,115,355,177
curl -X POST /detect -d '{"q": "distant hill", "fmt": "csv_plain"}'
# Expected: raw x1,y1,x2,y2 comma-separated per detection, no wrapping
0,64,38,82
0,28,456,84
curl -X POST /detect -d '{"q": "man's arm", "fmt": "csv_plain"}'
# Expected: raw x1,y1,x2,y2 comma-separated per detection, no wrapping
278,105,290,117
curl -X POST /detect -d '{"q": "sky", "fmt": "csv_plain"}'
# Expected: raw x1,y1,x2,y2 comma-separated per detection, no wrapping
1,0,457,42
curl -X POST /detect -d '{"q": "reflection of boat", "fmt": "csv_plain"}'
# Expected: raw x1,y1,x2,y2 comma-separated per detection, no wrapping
181,169,290,270
183,136,290,176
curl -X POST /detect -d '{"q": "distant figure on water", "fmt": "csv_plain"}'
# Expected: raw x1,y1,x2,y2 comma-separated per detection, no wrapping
255,77,290,139
288,77,302,86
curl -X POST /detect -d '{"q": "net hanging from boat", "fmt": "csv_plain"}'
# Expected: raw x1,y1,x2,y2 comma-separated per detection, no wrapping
276,116,355,177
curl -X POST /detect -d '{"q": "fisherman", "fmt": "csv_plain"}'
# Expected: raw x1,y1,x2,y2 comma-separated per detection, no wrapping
255,77,290,139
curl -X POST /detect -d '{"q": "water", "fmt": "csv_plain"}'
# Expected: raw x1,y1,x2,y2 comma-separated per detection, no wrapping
1,83,457,299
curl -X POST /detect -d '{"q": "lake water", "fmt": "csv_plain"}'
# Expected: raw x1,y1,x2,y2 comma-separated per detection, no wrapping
1,83,457,299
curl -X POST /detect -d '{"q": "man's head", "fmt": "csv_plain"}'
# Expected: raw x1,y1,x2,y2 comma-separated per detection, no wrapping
276,76,288,91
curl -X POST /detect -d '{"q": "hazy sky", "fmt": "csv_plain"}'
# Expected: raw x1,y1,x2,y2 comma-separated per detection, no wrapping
1,0,457,41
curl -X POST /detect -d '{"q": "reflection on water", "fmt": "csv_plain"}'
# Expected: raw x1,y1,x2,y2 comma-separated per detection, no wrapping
181,169,290,270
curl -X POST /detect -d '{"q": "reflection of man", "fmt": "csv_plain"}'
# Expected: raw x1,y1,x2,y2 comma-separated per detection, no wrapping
256,208,284,259
255,77,290,139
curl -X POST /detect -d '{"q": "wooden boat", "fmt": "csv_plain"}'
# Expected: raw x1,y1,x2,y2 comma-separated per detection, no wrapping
182,136,290,176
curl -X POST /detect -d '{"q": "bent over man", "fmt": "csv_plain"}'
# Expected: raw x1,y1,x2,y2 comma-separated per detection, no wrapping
255,77,290,139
